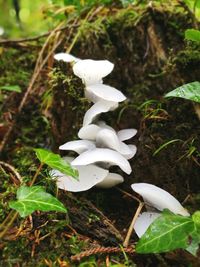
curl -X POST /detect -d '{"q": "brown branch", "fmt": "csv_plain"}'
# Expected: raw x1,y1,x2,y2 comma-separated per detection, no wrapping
71,246,135,262
0,24,79,45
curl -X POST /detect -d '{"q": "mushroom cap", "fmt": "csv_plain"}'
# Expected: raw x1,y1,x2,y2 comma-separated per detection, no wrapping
123,145,137,160
86,84,126,103
54,53,80,63
83,100,118,126
59,140,95,154
117,129,137,141
78,124,101,140
96,128,133,155
134,212,161,238
131,183,190,216
71,148,132,174
51,157,108,192
96,172,124,188
73,59,114,85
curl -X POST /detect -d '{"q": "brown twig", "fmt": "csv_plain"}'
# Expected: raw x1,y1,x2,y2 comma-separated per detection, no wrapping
0,22,68,153
123,202,144,247
71,246,135,262
0,161,22,184
0,24,79,45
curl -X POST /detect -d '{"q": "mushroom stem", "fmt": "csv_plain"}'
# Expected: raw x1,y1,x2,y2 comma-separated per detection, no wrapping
123,202,144,247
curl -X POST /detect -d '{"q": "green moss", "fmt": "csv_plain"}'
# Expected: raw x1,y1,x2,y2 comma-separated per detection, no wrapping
175,45,200,66
0,48,35,88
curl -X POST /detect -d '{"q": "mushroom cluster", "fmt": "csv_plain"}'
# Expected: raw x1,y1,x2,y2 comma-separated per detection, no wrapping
51,53,137,192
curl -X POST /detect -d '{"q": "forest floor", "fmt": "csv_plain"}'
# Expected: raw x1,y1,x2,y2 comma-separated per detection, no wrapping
0,1,200,266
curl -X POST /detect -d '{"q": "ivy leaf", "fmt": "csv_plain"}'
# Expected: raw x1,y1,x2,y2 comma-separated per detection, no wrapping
0,85,22,93
186,211,200,255
186,231,200,256
185,29,200,42
136,212,195,253
9,186,67,217
34,148,78,179
192,211,200,230
165,82,200,103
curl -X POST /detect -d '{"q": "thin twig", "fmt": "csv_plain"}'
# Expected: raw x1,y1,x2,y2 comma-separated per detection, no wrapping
0,211,18,239
117,187,142,203
123,202,144,247
71,246,135,262
0,24,79,45
0,23,67,153
0,161,22,183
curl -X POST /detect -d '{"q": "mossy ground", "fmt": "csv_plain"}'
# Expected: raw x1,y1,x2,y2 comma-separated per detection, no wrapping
0,1,200,266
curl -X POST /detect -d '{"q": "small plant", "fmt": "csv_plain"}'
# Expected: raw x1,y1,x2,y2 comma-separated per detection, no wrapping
0,148,77,238
125,183,200,255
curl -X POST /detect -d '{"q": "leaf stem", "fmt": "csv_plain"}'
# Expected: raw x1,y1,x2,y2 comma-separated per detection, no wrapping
29,163,44,186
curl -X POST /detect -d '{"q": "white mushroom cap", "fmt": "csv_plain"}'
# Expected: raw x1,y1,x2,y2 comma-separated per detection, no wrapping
59,140,95,154
96,172,124,188
83,100,118,126
73,59,114,85
117,129,137,141
97,121,115,131
71,148,132,174
51,157,108,192
134,212,161,238
85,84,126,103
131,183,190,216
96,128,133,155
123,145,137,160
54,53,80,63
78,124,101,140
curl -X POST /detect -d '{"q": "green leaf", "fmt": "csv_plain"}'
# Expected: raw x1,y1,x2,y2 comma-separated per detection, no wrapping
136,212,195,254
192,211,200,229
165,81,200,103
9,186,67,217
185,29,200,42
34,148,78,179
0,85,22,93
186,231,200,256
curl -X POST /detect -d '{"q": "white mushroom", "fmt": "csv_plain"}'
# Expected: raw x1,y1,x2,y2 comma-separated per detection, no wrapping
83,100,118,126
78,124,101,140
96,128,133,155
134,212,161,238
131,183,190,216
96,172,124,188
54,53,80,63
123,145,137,160
85,84,126,103
117,129,137,141
73,59,114,85
51,157,108,192
59,140,95,154
71,148,132,174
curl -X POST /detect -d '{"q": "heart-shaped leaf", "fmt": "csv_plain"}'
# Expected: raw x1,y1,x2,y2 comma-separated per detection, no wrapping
9,186,67,217
136,212,195,253
34,148,78,179
165,81,200,103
